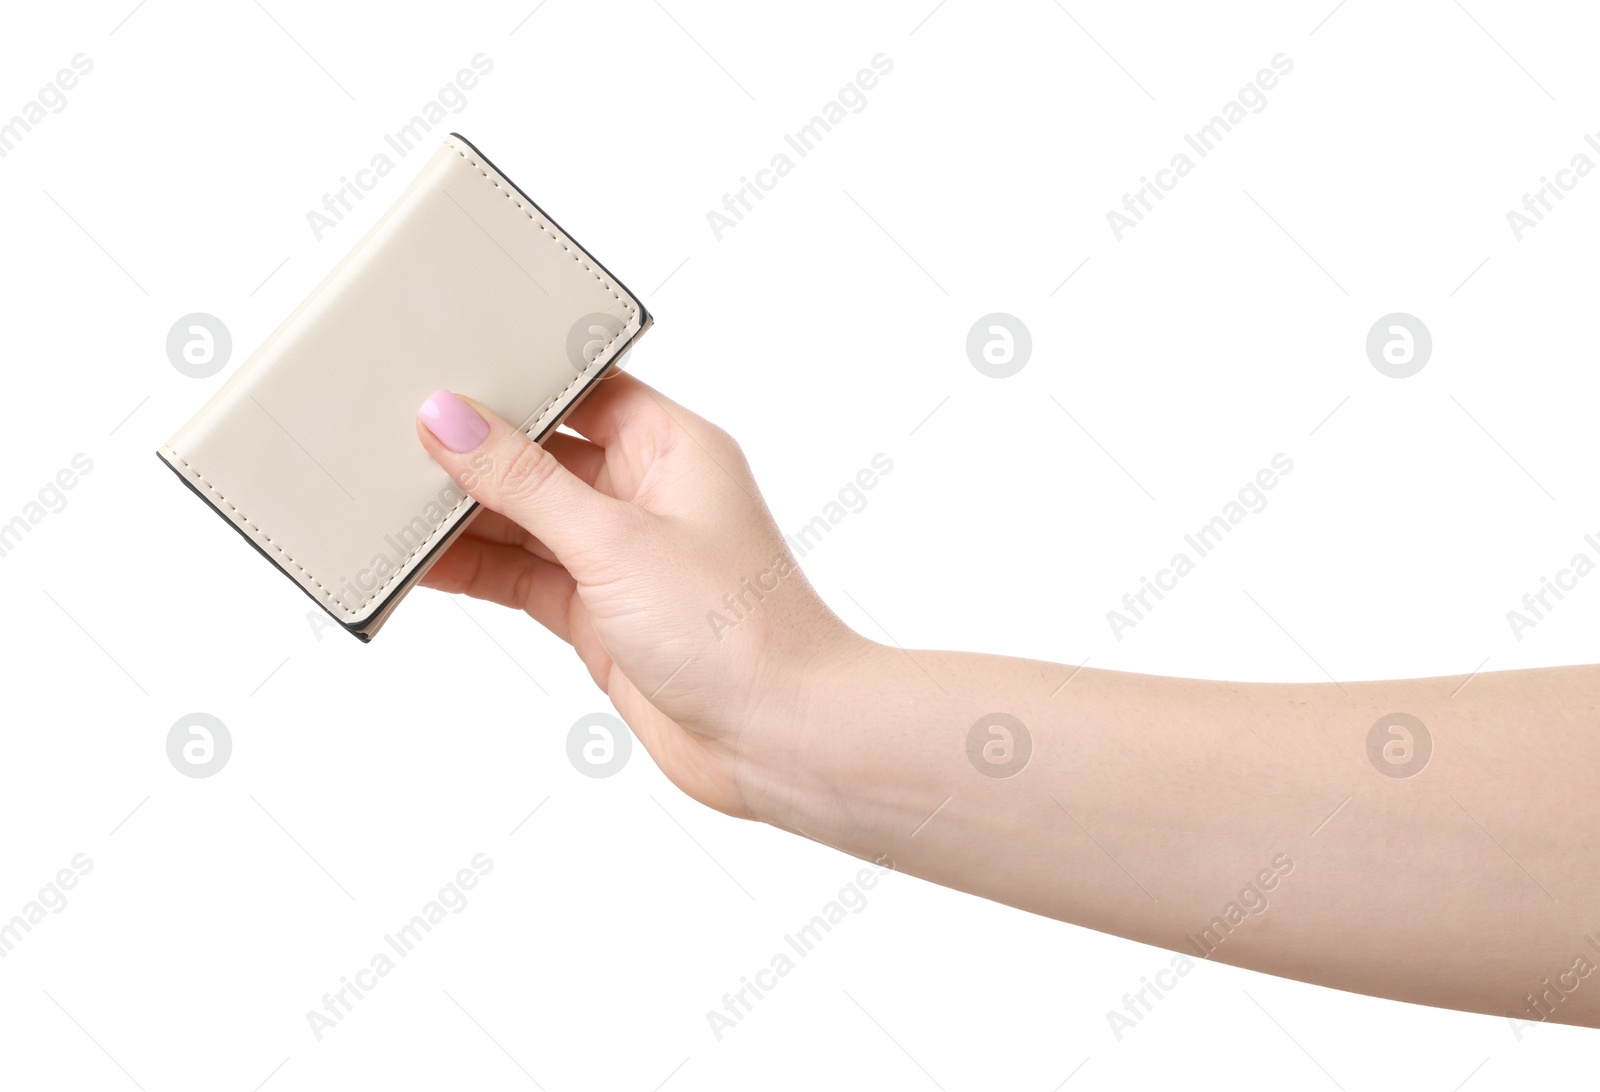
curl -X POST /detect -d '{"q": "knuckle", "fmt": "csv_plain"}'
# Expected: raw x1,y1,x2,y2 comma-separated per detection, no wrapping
497,439,558,498
703,421,745,462
612,501,654,542
508,558,541,609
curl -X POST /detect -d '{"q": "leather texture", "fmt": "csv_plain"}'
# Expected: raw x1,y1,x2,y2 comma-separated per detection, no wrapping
158,133,650,640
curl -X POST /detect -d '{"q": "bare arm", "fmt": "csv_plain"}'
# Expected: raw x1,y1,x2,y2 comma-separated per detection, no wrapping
414,375,1600,1029
741,646,1600,1028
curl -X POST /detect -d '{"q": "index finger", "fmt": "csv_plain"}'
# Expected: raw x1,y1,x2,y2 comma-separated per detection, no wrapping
562,368,701,450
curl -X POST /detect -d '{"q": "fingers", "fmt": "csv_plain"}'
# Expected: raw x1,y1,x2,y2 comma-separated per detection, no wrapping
459,509,554,563
563,369,711,451
415,389,644,581
543,430,607,490
463,433,607,562
561,370,662,448
419,534,577,641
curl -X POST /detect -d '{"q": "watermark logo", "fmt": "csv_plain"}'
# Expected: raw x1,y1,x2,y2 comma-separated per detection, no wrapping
0,453,94,561
306,854,493,1040
707,863,890,1040
783,453,894,561
1506,133,1600,241
1184,852,1293,958
1366,313,1431,378
966,713,1032,778
567,712,631,778
167,313,232,378
306,54,494,241
708,553,797,641
0,54,93,159
1108,454,1294,640
567,311,625,371
1366,712,1430,779
1507,934,1600,1038
167,712,232,778
1504,535,1600,641
966,313,1032,378
707,53,894,240
1107,53,1294,240
1105,953,1196,1041
712,453,895,641
0,855,92,960
332,479,472,612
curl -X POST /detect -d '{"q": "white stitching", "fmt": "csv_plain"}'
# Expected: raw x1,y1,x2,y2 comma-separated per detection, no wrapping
442,139,639,324
167,143,640,620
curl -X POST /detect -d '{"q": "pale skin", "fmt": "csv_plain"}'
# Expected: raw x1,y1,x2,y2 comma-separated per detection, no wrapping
414,372,1600,1031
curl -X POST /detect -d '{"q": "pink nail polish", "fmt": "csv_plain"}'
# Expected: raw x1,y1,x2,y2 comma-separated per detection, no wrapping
417,389,489,453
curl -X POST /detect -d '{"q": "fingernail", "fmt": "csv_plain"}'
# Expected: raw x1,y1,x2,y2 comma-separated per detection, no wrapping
418,389,489,452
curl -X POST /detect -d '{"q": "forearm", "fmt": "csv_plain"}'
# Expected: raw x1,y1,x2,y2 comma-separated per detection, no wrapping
743,640,1600,1027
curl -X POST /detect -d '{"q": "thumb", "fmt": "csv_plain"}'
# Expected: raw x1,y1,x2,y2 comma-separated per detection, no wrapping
415,388,633,578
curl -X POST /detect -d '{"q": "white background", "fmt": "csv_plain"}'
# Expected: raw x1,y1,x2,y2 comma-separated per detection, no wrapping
1,0,1597,1087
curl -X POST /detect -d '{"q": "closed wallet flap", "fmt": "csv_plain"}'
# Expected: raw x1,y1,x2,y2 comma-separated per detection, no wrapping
157,133,650,641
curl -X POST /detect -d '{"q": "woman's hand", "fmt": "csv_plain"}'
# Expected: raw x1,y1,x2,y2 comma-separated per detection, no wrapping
414,372,872,821
416,371,1600,1029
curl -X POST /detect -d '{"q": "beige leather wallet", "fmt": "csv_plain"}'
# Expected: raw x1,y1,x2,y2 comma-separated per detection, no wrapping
158,133,651,641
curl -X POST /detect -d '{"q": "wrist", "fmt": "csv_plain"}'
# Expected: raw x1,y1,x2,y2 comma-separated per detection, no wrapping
734,631,903,851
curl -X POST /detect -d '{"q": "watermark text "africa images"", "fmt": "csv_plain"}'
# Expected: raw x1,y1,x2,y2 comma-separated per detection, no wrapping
707,54,894,240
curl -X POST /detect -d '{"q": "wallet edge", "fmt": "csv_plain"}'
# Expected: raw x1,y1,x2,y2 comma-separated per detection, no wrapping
156,133,653,642
445,132,654,338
